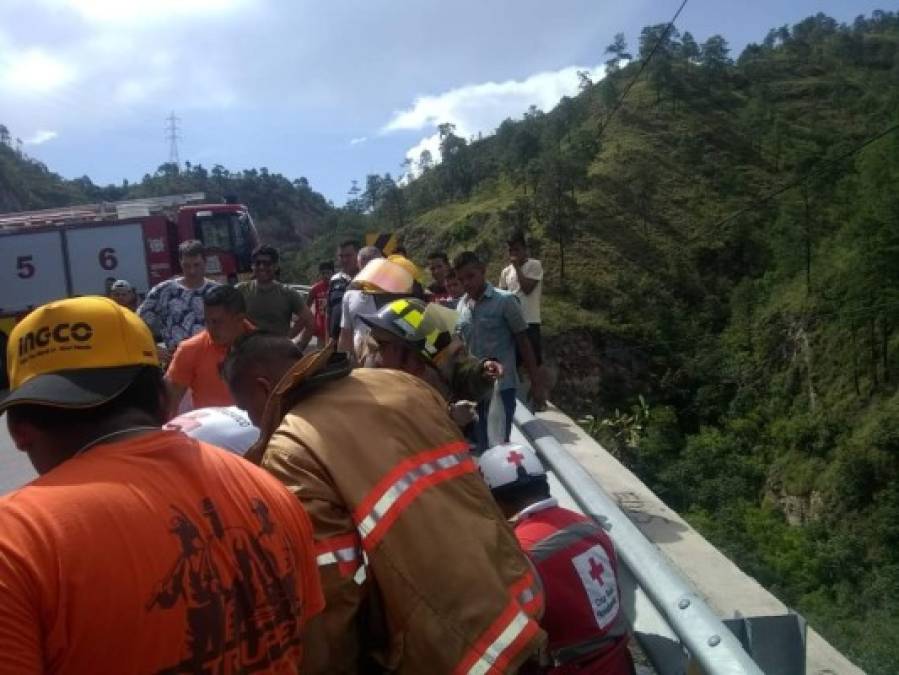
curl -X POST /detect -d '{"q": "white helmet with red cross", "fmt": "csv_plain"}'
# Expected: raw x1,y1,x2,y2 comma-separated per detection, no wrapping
478,443,546,490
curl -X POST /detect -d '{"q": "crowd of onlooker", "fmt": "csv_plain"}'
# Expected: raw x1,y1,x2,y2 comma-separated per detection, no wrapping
311,234,547,448
102,234,548,447
0,234,634,674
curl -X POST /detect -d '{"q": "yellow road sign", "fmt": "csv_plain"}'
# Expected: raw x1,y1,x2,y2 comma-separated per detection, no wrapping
365,232,399,256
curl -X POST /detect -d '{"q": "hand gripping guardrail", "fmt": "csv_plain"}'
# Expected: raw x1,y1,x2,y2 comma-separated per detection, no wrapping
513,404,765,675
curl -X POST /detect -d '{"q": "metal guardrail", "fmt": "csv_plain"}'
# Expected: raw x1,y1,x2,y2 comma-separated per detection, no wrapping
514,404,765,675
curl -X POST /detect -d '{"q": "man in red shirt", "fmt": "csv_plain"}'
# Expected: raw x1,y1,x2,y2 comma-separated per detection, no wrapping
426,251,454,304
165,285,254,417
306,261,334,346
479,443,635,675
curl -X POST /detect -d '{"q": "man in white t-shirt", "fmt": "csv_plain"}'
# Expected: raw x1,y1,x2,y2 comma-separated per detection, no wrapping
164,406,260,456
499,232,544,367
337,246,382,362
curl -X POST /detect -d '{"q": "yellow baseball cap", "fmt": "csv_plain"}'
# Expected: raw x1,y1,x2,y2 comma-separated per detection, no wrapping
0,296,159,412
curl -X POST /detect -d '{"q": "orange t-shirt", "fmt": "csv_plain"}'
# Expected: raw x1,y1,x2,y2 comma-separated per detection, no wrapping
166,328,238,408
0,431,323,674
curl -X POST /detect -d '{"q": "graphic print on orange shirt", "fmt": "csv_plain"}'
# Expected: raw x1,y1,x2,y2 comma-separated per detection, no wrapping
147,496,304,672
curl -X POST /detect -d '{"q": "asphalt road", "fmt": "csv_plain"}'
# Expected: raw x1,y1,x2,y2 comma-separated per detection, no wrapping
0,422,36,495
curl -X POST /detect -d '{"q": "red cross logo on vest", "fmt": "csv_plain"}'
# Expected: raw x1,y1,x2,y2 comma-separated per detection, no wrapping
507,450,525,466
589,557,606,586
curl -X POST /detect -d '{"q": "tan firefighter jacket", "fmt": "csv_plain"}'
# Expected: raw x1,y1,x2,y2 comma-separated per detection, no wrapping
247,345,546,674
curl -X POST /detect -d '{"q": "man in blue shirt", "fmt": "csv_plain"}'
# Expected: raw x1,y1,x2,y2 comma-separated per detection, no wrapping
454,251,546,450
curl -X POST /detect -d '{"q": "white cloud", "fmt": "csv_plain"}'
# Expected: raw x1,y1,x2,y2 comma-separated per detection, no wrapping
349,136,368,146
42,0,252,24
0,19,237,120
25,130,58,145
0,49,76,94
404,132,440,166
383,63,604,171
114,76,169,105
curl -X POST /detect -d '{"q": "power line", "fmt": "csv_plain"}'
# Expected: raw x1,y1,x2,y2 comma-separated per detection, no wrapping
596,0,690,143
165,111,181,167
697,120,899,239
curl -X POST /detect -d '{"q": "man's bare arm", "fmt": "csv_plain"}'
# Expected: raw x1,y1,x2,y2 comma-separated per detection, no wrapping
291,304,316,351
514,265,539,295
163,377,187,420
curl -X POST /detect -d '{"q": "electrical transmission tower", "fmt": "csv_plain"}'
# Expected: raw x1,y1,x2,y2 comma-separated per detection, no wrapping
165,111,181,167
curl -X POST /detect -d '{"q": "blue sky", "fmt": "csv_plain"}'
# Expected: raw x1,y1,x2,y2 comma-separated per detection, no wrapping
0,0,889,204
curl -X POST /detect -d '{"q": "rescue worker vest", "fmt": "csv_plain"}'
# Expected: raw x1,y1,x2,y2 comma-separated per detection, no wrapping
514,502,634,675
249,345,547,674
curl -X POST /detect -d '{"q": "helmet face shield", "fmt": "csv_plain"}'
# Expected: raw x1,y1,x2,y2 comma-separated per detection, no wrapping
360,297,462,363
418,303,460,362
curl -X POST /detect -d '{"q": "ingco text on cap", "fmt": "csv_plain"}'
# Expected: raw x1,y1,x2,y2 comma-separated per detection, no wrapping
8,296,158,390
18,322,94,361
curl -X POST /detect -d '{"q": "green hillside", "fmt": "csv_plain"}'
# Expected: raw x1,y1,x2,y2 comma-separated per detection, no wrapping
0,138,331,247
293,11,899,672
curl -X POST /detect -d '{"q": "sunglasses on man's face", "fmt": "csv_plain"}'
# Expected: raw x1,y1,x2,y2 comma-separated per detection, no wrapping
252,259,274,267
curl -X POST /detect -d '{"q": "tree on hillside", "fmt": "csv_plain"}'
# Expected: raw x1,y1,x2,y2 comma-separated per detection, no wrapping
577,69,598,112
363,174,383,212
700,35,733,79
499,196,533,235
533,152,581,288
497,116,541,194
680,31,700,62
418,149,433,173
346,179,363,212
372,173,406,230
841,129,899,389
639,23,681,104
604,33,632,73
437,122,473,200
630,165,659,237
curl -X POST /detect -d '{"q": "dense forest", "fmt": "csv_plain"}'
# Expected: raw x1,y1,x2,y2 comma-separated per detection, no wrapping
292,10,899,672
3,9,899,672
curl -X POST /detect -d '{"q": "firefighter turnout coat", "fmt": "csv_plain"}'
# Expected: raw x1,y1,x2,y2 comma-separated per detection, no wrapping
248,346,546,674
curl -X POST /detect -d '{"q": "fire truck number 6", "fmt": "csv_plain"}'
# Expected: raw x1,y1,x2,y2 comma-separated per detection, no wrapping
99,248,118,271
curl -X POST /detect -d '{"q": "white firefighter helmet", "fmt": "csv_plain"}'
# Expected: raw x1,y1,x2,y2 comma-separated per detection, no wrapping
478,443,546,490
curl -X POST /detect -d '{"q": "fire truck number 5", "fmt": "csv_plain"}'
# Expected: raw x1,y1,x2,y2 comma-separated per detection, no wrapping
17,256,35,279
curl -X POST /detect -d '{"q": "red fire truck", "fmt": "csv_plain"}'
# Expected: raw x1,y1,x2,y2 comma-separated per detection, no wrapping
0,193,259,332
